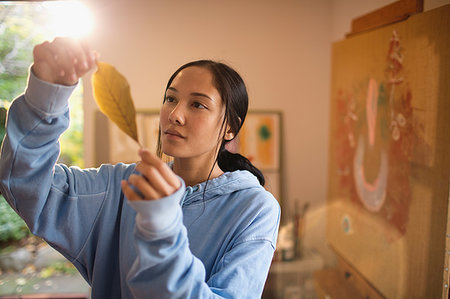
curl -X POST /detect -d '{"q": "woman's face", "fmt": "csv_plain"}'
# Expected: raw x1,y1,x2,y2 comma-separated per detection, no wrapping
160,66,226,161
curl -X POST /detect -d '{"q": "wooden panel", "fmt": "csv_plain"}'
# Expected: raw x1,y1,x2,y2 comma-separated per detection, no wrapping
327,5,450,298
314,268,364,299
334,254,385,299
445,183,450,299
349,0,423,36
314,254,385,299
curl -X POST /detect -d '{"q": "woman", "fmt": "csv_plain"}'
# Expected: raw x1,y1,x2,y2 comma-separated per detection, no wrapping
0,38,280,298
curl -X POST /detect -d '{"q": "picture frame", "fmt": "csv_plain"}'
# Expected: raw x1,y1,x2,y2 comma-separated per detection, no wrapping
228,110,283,203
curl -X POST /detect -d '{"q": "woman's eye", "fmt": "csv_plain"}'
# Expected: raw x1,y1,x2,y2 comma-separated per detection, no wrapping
164,96,175,103
193,102,206,109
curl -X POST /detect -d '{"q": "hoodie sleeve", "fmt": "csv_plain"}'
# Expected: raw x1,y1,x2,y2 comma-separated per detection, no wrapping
0,69,75,224
0,71,116,279
127,188,280,298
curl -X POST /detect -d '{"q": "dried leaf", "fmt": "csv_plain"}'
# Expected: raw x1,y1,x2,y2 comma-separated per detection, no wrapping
92,61,140,145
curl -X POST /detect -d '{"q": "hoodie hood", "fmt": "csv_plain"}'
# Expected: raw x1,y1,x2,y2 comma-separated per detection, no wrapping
180,170,261,206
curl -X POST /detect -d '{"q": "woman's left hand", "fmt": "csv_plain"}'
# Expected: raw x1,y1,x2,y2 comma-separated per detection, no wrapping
121,149,181,200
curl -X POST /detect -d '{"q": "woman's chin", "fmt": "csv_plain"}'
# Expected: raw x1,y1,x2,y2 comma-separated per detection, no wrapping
162,148,181,158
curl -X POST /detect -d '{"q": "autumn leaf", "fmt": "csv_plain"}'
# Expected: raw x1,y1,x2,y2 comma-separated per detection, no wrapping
92,61,140,145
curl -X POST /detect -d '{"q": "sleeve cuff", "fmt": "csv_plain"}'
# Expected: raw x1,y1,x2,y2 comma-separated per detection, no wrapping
128,178,186,240
24,67,77,117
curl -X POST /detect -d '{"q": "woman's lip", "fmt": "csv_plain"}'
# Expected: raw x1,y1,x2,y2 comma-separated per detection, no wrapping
164,129,185,138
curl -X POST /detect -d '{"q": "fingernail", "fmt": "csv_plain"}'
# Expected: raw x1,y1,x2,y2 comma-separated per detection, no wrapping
71,73,77,82
60,69,65,77
83,61,88,70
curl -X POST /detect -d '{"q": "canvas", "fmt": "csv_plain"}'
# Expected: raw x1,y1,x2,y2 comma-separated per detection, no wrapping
327,5,450,298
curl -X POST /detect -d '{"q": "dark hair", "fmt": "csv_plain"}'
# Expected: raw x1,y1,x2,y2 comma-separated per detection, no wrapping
157,60,265,186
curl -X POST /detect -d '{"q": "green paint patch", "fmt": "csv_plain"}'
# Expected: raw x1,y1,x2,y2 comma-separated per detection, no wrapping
259,125,271,141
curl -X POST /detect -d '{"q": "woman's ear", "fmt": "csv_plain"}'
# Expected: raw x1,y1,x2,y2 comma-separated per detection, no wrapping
224,124,235,141
224,117,240,141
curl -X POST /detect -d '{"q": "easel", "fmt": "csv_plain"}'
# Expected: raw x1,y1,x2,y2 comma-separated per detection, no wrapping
314,252,384,299
314,1,450,298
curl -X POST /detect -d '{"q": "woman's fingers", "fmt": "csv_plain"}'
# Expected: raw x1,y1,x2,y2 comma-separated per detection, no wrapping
121,180,144,201
59,37,96,77
51,37,78,82
32,37,97,85
80,38,97,68
134,163,175,197
123,149,181,201
127,173,161,199
139,149,181,189
32,41,65,82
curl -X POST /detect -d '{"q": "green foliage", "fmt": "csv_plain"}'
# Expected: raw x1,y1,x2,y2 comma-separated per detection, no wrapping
39,261,77,278
0,105,30,245
0,5,45,102
58,84,85,167
0,3,85,246
0,3,84,168
0,195,30,243
0,107,6,145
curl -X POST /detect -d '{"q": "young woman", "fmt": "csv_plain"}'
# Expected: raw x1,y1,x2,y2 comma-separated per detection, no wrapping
0,37,280,298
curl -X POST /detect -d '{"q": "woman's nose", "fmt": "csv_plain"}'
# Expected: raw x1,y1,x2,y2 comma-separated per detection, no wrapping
168,104,185,125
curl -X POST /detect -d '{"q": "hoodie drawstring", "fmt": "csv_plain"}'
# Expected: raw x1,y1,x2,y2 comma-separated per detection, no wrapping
180,185,200,207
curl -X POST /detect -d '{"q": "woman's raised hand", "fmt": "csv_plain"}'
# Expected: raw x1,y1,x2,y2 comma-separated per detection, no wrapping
32,37,97,86
122,149,181,201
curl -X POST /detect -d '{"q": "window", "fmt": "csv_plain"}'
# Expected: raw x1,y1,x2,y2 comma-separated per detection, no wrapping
0,1,92,296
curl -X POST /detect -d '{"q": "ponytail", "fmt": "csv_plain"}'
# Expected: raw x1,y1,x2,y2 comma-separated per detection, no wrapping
217,142,265,186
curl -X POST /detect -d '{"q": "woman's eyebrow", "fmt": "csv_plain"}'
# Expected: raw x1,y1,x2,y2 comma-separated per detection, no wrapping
167,87,214,102
191,92,215,102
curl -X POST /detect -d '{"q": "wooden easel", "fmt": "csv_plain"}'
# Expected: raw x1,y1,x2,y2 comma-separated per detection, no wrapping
347,0,423,37
314,251,384,299
315,1,450,298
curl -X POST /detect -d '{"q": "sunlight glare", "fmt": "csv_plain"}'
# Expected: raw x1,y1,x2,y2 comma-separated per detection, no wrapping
44,1,94,39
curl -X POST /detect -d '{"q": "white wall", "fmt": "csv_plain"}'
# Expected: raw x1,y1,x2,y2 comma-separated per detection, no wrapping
82,0,333,226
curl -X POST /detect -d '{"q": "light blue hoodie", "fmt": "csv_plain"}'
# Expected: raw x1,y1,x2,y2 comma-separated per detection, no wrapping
0,71,280,298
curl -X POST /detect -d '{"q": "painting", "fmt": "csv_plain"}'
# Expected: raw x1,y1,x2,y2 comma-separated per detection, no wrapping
228,111,282,202
334,30,418,236
327,5,450,298
238,112,281,171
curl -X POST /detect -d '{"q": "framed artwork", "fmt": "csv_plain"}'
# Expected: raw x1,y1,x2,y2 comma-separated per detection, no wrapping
228,111,283,203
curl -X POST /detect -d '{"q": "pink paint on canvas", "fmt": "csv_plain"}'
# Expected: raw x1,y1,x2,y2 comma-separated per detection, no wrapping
334,31,425,239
